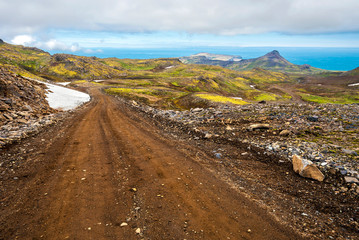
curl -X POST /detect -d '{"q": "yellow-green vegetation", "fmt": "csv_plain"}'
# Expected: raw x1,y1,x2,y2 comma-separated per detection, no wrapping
43,54,125,80
105,87,189,109
105,87,153,95
254,93,278,101
51,64,78,78
299,93,359,104
195,93,248,105
239,68,289,84
101,58,181,71
0,63,45,80
71,80,88,85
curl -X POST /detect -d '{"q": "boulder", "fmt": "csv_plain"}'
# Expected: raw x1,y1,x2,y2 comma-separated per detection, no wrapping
301,165,325,182
292,155,325,181
292,155,304,174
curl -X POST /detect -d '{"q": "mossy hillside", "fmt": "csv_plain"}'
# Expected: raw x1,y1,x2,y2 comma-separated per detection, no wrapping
101,58,181,71
43,54,126,80
296,85,359,104
0,43,51,73
90,61,295,109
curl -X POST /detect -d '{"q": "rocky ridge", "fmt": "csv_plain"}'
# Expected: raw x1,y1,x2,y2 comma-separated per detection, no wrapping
122,98,359,193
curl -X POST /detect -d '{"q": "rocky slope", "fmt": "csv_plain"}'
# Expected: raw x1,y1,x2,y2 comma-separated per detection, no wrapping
0,66,59,147
121,97,359,193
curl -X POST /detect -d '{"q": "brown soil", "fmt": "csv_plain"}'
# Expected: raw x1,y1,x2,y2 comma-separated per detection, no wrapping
0,87,355,239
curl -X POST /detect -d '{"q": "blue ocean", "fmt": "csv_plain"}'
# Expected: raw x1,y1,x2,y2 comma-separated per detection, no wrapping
56,47,359,71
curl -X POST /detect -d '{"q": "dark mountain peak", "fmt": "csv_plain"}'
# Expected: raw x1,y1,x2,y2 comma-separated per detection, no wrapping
263,50,282,58
0,39,4,44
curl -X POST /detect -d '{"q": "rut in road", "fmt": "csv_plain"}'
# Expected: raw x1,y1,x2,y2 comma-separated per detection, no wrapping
1,89,302,239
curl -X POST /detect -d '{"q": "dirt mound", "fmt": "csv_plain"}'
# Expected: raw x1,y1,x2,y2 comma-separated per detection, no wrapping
0,66,55,126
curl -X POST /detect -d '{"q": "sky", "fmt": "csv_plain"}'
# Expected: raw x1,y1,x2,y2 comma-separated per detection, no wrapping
1,0,359,53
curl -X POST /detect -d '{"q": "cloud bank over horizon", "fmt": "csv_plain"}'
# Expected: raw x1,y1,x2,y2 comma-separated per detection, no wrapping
1,0,359,50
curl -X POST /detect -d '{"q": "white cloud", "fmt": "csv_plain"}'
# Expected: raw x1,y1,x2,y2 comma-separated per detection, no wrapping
11,35,35,45
10,35,84,52
1,0,359,38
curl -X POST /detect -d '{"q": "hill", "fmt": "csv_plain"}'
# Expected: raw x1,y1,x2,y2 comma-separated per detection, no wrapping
343,66,359,76
0,40,358,107
181,50,324,74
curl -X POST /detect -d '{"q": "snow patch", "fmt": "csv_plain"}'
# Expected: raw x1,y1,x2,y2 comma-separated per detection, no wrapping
57,82,71,86
43,82,90,110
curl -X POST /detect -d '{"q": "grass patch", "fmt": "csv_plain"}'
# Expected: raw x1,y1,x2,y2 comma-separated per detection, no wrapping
254,93,278,101
299,93,359,104
72,80,87,84
196,93,248,105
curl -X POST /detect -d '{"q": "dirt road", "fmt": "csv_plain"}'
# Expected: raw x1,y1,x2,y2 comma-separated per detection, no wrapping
0,88,303,239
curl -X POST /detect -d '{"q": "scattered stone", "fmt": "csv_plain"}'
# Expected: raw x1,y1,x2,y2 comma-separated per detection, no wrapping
344,176,359,184
204,133,212,139
214,153,222,159
248,124,270,131
342,149,358,156
130,188,137,192
226,125,233,131
279,130,291,136
135,228,141,234
120,222,128,227
131,100,138,106
307,115,319,122
191,108,203,113
22,105,33,111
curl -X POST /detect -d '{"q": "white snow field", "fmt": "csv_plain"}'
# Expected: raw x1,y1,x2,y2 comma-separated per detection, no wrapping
43,82,91,110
